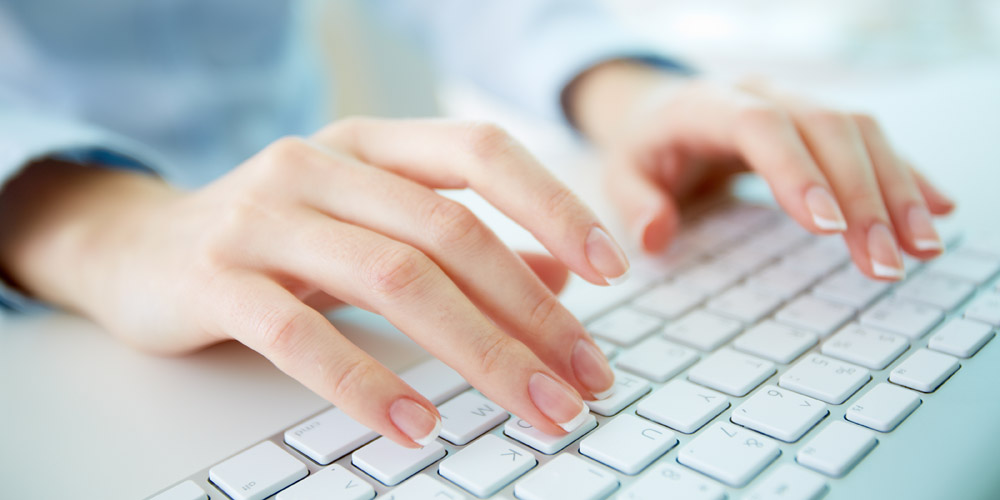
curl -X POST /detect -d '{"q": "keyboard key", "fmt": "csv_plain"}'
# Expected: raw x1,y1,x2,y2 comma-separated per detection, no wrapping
675,261,743,295
208,441,308,500
276,464,374,500
734,321,818,364
775,295,855,337
895,273,975,310
351,437,446,486
706,285,784,323
731,385,828,442
779,353,870,404
688,348,776,397
797,421,877,477
782,236,849,277
929,318,995,358
579,414,677,474
747,260,821,299
662,309,743,351
860,297,943,339
616,336,699,382
846,383,921,432
285,408,378,465
926,249,1000,284
386,474,467,500
745,463,828,500
437,391,509,445
585,369,651,417
588,308,662,346
637,379,728,434
813,266,890,308
514,454,618,500
400,358,470,405
632,281,706,319
503,414,597,455
149,480,207,500
821,323,908,370
889,348,960,392
438,434,535,497
963,291,1000,327
618,462,725,500
677,422,781,487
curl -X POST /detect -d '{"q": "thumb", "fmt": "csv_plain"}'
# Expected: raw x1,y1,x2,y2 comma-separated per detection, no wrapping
606,155,681,254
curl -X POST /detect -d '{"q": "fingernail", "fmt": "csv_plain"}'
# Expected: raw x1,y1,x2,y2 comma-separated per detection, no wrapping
868,223,905,279
907,205,943,252
804,186,847,231
571,339,616,400
389,398,441,447
585,226,630,285
528,372,589,432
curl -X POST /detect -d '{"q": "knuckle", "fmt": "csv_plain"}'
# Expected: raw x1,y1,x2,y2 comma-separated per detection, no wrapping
526,293,564,336
540,185,580,220
462,121,514,161
328,357,376,402
319,116,368,142
425,199,486,249
474,333,515,377
801,109,852,133
735,104,787,133
362,243,435,297
850,112,879,132
266,135,312,162
255,306,309,356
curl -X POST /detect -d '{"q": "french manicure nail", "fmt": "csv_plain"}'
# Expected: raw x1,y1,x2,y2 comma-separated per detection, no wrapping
804,186,847,231
571,339,616,400
908,206,943,252
585,226,630,285
528,372,589,432
868,223,905,279
389,398,441,446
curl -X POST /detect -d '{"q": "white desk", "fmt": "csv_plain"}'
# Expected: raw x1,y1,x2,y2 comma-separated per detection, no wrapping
1,62,998,500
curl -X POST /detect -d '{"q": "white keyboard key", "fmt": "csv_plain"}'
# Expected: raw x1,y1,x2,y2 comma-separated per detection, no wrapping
285,408,378,465
846,383,921,432
588,308,662,346
895,273,975,310
929,317,995,358
503,413,597,455
747,261,820,299
734,321,818,364
579,414,677,474
731,385,828,442
438,434,535,497
779,353,870,404
678,422,780,487
437,391,509,445
400,358,470,405
783,237,849,277
813,266,890,308
889,348,960,392
821,323,908,370
926,249,1000,284
745,463,828,500
675,261,743,295
593,338,619,359
796,421,877,477
743,218,813,261
618,462,725,500
616,336,699,382
636,379,728,434
513,454,618,500
775,295,854,337
585,370,651,417
860,297,943,339
961,234,1000,260
209,441,308,500
687,348,776,397
964,291,1000,327
632,281,706,319
150,480,207,500
706,285,784,323
386,474,466,500
662,309,743,351
276,465,374,500
352,438,446,486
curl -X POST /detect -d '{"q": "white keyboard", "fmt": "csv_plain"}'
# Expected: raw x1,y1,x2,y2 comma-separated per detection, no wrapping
148,202,1000,500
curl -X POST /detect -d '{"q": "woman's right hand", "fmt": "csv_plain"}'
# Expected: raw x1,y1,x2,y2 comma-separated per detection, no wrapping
0,118,626,447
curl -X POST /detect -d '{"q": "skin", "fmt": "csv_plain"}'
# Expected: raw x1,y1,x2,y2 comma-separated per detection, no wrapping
0,62,954,448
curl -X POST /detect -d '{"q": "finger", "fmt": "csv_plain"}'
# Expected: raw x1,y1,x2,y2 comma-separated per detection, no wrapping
261,212,590,436
606,152,680,253
518,251,570,295
314,118,630,286
852,114,944,258
206,272,441,448
906,161,956,215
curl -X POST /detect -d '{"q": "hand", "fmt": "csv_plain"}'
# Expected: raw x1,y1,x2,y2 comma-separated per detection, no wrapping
0,119,626,446
566,61,955,280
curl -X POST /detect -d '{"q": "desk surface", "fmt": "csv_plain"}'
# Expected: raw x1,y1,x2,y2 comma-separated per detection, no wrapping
2,61,999,500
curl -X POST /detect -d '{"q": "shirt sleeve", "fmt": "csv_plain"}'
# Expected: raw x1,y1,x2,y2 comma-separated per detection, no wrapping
366,0,692,125
0,106,163,313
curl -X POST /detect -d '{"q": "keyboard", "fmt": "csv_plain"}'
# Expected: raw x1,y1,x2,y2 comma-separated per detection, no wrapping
148,202,1000,500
